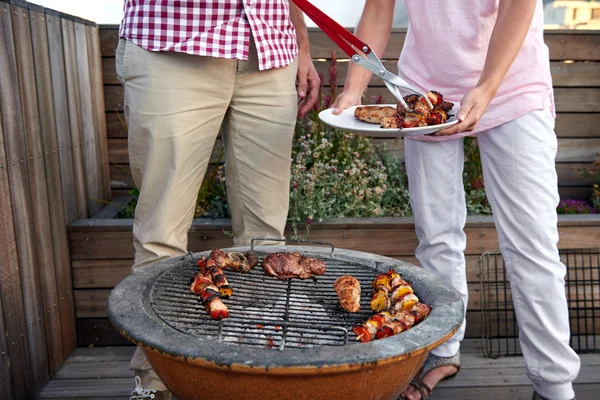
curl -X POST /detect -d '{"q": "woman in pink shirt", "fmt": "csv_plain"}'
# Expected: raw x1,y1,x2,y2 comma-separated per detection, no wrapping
333,1,580,399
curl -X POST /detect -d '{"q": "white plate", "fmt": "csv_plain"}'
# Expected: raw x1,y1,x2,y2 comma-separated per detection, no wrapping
318,104,459,137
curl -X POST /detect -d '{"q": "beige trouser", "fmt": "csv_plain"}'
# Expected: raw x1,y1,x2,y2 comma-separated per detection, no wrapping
116,39,298,390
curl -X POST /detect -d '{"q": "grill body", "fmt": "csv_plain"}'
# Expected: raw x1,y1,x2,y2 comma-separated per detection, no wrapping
108,246,463,400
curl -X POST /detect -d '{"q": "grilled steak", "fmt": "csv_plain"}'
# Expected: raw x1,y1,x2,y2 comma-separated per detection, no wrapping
354,106,398,124
262,252,326,280
334,276,361,313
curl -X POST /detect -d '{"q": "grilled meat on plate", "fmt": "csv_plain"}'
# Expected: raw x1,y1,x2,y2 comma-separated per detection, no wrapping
334,276,361,313
354,106,398,124
262,252,326,280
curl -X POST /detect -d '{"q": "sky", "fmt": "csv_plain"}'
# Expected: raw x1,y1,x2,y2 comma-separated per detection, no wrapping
28,0,409,27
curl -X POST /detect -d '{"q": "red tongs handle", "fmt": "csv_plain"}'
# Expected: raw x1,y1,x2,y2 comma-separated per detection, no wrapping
291,0,371,57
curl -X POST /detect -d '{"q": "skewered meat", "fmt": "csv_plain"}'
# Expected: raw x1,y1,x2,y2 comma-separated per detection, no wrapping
210,249,258,273
197,256,232,298
353,268,431,342
398,91,454,128
376,310,416,339
370,271,395,312
352,311,393,343
262,252,326,280
334,276,361,313
393,293,420,312
190,275,229,320
354,105,398,124
428,109,448,126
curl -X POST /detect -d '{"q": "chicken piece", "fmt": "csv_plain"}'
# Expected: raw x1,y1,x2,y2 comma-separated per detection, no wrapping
402,94,420,109
402,112,427,128
436,100,454,113
334,276,361,313
390,282,413,303
226,251,259,273
376,310,416,339
393,293,420,312
262,252,326,280
426,90,443,106
197,256,232,298
413,99,431,116
410,303,432,323
209,249,258,273
354,106,398,125
210,249,229,268
190,275,230,320
381,116,403,129
428,109,448,126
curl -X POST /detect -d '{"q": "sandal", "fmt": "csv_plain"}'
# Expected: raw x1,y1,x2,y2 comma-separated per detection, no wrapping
398,352,461,400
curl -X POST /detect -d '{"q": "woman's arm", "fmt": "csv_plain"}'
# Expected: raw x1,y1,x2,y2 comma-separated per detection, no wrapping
436,0,537,136
290,2,321,117
331,0,396,114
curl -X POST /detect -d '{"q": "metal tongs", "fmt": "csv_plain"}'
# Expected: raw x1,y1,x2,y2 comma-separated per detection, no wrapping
292,0,433,112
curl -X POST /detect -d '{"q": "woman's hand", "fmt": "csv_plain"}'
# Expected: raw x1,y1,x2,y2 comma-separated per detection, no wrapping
434,85,495,136
331,90,363,115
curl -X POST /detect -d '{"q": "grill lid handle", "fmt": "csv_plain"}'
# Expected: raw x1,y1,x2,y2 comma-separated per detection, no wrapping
250,237,335,258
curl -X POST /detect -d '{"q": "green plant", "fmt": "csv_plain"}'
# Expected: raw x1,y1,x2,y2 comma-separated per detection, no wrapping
288,103,411,238
463,137,492,215
575,153,600,212
557,199,594,214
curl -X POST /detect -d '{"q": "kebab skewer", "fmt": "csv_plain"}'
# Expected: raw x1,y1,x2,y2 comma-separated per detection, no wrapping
370,271,394,312
355,268,431,342
352,311,393,343
197,256,232,298
190,274,230,320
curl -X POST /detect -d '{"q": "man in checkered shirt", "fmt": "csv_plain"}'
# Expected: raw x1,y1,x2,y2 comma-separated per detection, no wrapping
116,2,320,399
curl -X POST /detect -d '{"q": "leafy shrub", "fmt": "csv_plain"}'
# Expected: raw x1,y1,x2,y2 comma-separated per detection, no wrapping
557,199,594,214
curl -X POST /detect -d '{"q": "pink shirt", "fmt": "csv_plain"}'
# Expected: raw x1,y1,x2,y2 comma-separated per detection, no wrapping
397,0,554,141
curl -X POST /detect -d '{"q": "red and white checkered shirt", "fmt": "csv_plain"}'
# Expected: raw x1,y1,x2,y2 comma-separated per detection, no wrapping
119,0,298,71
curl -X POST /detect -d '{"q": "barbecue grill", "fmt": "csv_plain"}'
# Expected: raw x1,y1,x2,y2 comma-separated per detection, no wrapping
108,241,464,400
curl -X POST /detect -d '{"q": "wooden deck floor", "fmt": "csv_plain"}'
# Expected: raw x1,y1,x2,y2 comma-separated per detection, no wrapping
37,340,599,400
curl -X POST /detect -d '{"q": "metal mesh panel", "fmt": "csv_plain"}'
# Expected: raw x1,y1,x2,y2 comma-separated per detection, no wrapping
150,253,384,351
480,248,600,357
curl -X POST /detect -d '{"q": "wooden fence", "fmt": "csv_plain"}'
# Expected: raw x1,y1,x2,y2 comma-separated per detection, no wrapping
99,26,600,200
0,0,109,398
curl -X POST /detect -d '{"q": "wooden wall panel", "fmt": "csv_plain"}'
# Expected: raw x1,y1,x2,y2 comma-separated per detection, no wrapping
11,4,54,389
47,10,78,224
74,21,101,215
0,1,109,397
30,6,77,369
61,18,88,220
0,3,36,398
87,25,111,203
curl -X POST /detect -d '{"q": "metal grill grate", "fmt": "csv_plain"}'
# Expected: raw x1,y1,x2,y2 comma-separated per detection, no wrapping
480,248,600,357
150,252,385,351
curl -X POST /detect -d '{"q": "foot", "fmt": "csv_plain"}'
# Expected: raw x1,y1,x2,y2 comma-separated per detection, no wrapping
400,364,459,400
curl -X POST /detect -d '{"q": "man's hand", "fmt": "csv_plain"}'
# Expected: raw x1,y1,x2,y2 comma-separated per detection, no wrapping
434,85,494,136
296,48,321,117
331,90,363,115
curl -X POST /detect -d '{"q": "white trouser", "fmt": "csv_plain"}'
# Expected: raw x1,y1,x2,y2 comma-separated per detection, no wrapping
405,109,581,400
